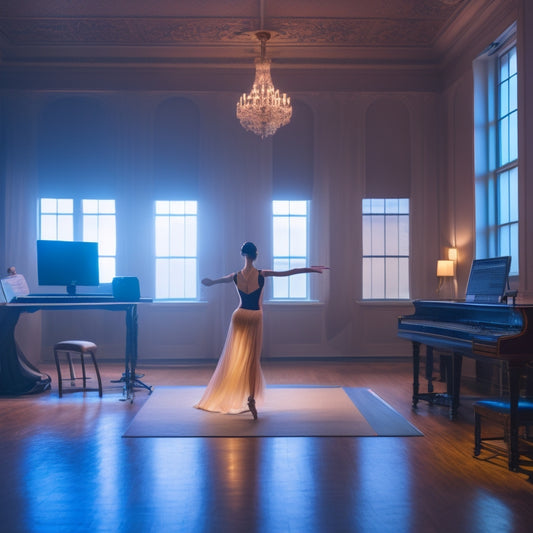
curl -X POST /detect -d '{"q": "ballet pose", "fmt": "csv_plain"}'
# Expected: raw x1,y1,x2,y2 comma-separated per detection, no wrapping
194,242,326,419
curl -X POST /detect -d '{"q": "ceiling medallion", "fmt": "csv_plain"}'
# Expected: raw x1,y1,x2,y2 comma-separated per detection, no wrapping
236,31,292,139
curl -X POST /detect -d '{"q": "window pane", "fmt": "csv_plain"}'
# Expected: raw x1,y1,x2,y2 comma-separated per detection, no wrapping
99,257,115,284
41,214,57,240
57,199,73,213
498,225,510,255
272,201,309,299
273,217,289,256
398,215,410,255
185,216,197,256
83,214,98,241
510,223,519,276
155,259,170,299
155,200,198,299
370,215,385,256
273,200,289,215
83,199,98,214
41,198,57,213
498,171,510,224
362,258,372,299
385,198,399,214
499,116,509,165
169,216,185,256
289,258,306,298
398,198,410,213
362,216,371,256
385,216,399,255
509,111,518,161
57,215,73,240
289,217,307,256
385,257,399,299
289,201,307,215
371,257,385,299
509,167,518,221
273,258,289,298
362,198,409,300
398,258,410,299
156,201,169,215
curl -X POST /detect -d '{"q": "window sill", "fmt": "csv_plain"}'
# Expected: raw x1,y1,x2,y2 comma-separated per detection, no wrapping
356,299,413,306
264,300,323,306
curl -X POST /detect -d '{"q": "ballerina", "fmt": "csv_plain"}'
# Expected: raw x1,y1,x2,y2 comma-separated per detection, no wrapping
195,241,327,419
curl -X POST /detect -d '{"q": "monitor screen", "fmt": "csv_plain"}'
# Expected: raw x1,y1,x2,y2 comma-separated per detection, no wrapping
37,240,100,295
465,256,511,303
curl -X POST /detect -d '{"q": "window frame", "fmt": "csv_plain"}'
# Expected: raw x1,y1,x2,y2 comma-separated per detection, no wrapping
474,30,519,277
361,198,410,301
38,197,117,284
271,200,311,300
154,200,198,301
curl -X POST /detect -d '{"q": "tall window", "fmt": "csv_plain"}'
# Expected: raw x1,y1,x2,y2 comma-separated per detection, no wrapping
155,200,197,300
39,198,116,283
495,46,518,273
272,200,309,299
474,28,518,276
362,198,410,300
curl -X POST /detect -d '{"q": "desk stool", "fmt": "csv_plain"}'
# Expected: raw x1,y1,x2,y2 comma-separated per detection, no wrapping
474,399,533,468
53,340,103,397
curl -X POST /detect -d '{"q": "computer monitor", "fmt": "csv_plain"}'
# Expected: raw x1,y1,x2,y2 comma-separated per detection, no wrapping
465,256,511,303
37,240,100,295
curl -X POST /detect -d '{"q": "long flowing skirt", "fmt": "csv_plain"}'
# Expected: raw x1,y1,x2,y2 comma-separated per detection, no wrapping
194,307,265,414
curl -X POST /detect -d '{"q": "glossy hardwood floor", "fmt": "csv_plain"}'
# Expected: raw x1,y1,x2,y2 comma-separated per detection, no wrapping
1,359,532,533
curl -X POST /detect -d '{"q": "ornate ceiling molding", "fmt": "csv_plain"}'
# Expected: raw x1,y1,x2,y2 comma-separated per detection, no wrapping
0,16,448,48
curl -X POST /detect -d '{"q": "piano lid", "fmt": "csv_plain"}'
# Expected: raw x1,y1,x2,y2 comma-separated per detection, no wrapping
465,256,511,304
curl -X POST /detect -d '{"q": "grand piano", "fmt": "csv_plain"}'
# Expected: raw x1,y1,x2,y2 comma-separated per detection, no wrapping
398,257,533,471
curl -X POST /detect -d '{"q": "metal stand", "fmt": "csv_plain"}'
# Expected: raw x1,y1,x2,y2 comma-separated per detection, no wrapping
111,303,153,402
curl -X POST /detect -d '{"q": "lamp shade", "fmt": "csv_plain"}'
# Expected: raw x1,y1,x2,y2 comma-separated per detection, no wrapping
437,260,455,277
447,247,458,261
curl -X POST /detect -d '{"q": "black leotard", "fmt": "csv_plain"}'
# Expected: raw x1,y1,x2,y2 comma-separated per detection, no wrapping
233,271,264,310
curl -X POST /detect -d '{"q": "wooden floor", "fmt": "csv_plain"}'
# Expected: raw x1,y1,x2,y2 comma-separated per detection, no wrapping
1,359,532,533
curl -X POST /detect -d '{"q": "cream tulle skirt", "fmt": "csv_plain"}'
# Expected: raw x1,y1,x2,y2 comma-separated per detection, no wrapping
194,307,266,414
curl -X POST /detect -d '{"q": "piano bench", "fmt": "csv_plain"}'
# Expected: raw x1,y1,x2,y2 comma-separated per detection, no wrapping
474,399,533,464
53,340,103,398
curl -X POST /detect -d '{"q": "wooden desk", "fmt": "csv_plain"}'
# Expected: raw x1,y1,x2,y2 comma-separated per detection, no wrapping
0,297,151,401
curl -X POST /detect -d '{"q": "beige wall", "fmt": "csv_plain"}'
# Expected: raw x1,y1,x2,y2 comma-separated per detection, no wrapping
3,0,531,363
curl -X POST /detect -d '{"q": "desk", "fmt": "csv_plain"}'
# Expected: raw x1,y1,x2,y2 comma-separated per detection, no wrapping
0,298,151,401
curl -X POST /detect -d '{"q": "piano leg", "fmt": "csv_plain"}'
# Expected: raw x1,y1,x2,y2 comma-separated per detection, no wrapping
507,364,522,472
449,352,463,420
425,346,434,394
412,341,420,408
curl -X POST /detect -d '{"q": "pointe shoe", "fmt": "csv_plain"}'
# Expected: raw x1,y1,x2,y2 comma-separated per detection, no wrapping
248,396,258,420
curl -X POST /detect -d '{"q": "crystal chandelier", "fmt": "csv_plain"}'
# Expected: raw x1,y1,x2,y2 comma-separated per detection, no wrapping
236,31,292,139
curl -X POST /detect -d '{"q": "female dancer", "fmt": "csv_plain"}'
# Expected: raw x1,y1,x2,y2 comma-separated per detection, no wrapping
195,242,326,419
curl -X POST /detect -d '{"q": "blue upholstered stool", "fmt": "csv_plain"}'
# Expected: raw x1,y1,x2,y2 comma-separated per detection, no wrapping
474,399,533,467
53,340,103,398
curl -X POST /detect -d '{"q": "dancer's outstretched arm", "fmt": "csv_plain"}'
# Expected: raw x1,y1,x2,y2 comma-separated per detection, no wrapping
201,274,234,286
262,266,328,277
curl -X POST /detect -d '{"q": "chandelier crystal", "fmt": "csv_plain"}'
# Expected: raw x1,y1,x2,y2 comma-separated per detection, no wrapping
236,31,292,139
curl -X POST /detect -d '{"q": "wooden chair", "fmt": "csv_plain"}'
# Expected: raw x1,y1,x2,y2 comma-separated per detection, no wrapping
53,340,102,397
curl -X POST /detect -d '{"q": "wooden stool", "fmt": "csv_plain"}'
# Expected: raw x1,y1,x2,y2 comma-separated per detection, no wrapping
53,340,102,397
474,399,533,469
